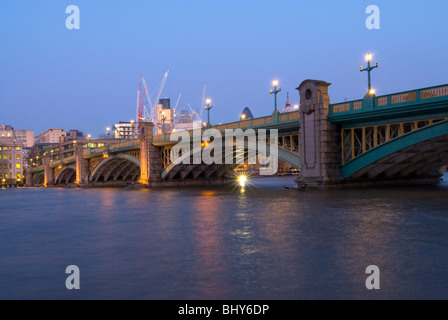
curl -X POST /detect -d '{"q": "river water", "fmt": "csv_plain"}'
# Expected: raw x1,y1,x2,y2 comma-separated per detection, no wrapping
0,175,447,300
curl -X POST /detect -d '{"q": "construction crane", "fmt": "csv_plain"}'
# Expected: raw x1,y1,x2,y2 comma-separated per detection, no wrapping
140,70,170,128
197,82,207,122
173,92,182,114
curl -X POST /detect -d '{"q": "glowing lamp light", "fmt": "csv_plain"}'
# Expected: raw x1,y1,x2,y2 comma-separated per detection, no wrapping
237,174,248,187
206,99,211,105
366,53,372,61
369,89,376,95
241,114,246,119
294,104,299,110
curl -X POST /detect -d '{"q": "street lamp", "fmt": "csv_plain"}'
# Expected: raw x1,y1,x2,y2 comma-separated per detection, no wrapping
360,53,379,95
106,127,111,152
270,80,282,112
130,120,135,145
161,112,166,135
204,98,212,127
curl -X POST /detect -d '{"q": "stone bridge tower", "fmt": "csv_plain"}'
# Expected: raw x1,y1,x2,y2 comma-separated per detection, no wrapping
138,122,162,186
295,79,343,189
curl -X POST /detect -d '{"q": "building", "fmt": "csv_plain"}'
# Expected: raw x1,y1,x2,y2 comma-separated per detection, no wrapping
240,106,254,120
66,130,84,141
0,125,14,138
0,138,24,185
155,98,175,135
113,122,137,140
34,129,66,144
0,126,34,148
280,92,299,113
14,130,34,148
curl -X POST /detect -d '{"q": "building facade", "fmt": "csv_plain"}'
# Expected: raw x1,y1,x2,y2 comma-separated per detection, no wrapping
34,129,66,144
66,130,84,141
113,122,137,140
0,126,33,148
0,138,24,185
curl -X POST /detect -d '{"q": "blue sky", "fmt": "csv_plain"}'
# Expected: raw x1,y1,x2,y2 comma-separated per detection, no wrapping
1,0,447,137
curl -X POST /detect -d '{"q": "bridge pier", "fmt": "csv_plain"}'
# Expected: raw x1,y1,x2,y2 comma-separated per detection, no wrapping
43,156,54,188
75,145,89,185
25,170,33,187
295,79,343,190
138,122,162,186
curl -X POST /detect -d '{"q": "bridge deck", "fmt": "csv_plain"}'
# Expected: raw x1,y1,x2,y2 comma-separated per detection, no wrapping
329,84,448,125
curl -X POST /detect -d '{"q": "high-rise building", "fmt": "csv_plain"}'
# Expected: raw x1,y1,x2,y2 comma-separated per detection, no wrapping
155,99,175,135
159,98,171,109
240,106,254,120
34,129,66,144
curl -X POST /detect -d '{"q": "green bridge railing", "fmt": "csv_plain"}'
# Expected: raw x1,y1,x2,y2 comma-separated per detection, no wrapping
329,84,448,118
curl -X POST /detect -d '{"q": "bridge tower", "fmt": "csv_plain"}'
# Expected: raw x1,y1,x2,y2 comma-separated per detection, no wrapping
138,122,163,185
295,79,343,189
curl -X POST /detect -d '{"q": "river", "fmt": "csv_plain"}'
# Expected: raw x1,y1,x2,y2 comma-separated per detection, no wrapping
0,175,447,299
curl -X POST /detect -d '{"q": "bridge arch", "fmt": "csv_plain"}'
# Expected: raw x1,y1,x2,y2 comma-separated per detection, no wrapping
54,166,76,185
89,153,140,183
342,120,448,179
161,144,301,181
33,172,45,187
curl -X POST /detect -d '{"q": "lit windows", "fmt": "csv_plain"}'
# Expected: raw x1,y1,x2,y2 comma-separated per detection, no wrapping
16,163,21,169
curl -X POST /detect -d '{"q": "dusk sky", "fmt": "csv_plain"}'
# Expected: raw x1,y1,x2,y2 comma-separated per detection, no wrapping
1,0,447,137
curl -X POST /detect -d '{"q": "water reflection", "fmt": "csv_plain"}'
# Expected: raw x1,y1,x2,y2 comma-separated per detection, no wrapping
190,190,229,299
0,177,447,299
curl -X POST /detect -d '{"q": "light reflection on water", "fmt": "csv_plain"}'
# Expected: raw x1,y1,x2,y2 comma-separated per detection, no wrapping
0,175,447,299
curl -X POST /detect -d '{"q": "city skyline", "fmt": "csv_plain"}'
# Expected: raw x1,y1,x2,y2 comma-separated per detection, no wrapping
1,1,448,137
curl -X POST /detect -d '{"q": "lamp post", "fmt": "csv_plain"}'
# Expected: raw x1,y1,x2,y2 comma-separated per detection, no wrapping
106,127,111,153
270,80,282,112
360,53,378,95
161,112,166,136
130,120,135,145
204,99,212,128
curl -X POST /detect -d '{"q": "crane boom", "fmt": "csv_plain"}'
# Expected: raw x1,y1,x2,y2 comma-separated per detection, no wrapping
136,84,141,122
174,92,182,113
198,82,207,121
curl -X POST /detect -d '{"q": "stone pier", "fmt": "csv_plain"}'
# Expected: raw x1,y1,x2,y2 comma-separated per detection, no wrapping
295,79,343,190
75,145,89,185
138,122,163,186
43,156,54,188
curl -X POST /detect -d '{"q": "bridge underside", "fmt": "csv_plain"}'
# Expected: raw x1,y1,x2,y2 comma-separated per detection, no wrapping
90,157,140,186
55,167,76,185
341,121,448,185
